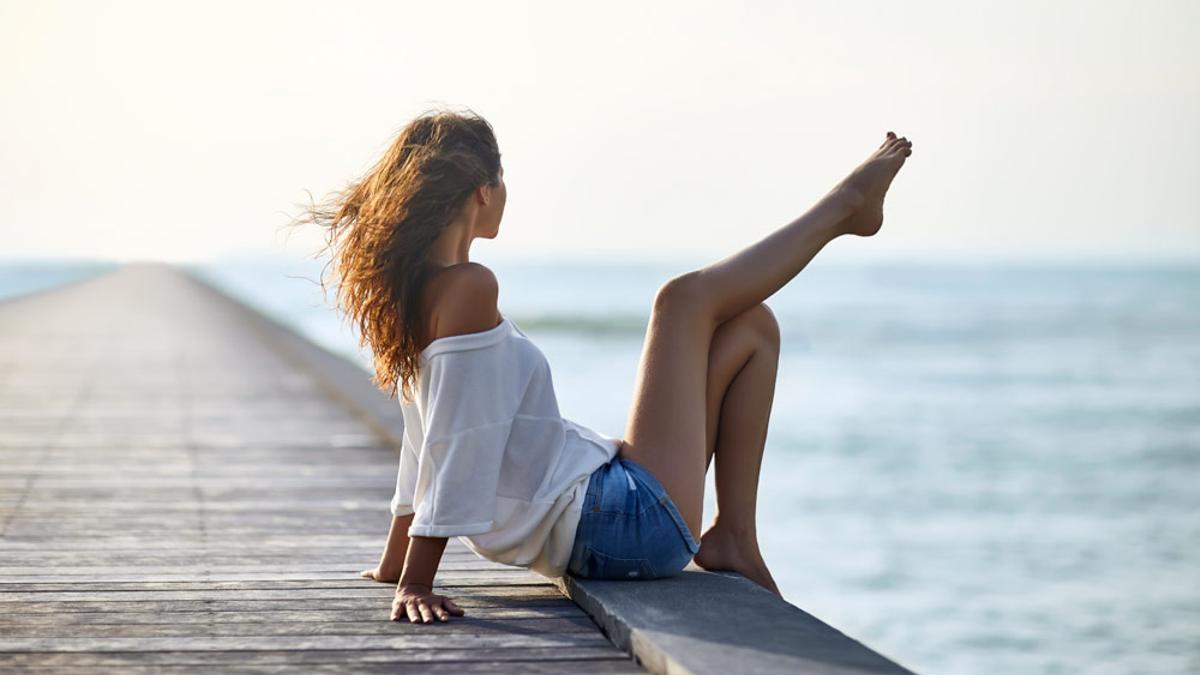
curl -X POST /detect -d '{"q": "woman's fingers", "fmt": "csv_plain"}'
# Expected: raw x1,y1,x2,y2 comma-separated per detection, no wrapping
390,594,464,623
418,601,435,623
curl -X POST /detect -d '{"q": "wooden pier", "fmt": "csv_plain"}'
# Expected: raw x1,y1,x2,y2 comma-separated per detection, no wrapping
0,263,915,674
0,264,642,673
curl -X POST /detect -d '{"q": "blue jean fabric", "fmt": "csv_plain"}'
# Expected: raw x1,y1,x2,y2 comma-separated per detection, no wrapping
566,456,701,580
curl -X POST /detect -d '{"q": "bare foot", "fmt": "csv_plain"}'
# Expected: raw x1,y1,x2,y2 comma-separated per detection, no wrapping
693,526,782,596
829,131,913,237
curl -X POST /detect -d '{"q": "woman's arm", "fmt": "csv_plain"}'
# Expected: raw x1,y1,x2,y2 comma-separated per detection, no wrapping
391,535,465,623
361,513,413,583
384,265,495,622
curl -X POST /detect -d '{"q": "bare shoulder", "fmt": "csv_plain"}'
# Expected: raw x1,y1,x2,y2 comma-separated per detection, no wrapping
426,262,501,341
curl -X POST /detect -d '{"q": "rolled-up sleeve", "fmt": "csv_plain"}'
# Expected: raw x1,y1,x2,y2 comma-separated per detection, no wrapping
405,348,518,538
407,420,511,537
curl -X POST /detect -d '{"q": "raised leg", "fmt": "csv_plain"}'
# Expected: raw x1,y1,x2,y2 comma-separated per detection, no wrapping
618,132,913,548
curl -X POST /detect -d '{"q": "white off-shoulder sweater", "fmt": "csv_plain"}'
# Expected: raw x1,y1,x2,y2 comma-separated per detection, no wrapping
390,314,621,578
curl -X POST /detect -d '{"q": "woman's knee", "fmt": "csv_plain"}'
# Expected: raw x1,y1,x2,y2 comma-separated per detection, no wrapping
652,270,708,311
748,302,781,353
718,302,779,354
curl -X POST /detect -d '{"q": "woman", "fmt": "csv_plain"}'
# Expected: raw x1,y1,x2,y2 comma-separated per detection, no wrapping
305,107,912,624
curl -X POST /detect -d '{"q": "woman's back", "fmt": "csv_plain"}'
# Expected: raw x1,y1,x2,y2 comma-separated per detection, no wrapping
415,262,503,355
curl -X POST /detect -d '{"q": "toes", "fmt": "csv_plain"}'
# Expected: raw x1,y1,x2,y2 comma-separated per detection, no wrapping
878,132,912,157
889,139,912,156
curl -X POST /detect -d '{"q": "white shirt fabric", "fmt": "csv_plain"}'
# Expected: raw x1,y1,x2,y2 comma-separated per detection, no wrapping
390,313,621,578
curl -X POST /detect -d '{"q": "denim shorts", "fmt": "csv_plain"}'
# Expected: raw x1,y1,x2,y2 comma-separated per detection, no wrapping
566,456,701,580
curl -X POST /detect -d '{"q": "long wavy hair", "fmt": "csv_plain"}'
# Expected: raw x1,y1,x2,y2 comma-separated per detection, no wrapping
294,106,503,403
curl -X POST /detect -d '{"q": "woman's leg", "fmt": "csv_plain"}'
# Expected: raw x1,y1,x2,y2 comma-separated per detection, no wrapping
618,133,913,546
694,302,782,593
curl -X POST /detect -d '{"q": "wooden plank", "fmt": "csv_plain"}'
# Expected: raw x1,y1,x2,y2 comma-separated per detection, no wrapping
0,583,555,602
0,648,638,667
0,616,599,638
0,634,614,652
0,605,589,625
0,594,575,616
0,662,645,675
0,571,544,588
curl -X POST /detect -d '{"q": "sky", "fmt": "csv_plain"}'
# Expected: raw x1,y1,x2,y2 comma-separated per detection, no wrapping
1,0,1197,265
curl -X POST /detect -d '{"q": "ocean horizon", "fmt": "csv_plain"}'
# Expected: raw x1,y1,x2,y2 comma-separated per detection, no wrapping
3,256,1198,675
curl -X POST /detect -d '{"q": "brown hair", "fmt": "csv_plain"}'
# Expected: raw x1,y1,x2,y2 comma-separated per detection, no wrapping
294,106,502,403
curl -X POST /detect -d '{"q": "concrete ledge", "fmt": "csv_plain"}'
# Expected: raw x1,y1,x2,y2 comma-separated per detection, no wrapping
557,567,914,675
185,269,915,675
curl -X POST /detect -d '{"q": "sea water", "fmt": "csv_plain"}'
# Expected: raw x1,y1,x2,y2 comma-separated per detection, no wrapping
5,257,1198,675
0,259,120,303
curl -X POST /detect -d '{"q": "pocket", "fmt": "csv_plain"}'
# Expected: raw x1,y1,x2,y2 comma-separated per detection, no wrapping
581,545,656,580
593,463,657,516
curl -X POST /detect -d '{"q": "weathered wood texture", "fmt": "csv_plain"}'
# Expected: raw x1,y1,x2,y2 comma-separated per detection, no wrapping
0,264,642,673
